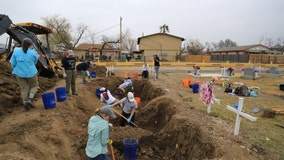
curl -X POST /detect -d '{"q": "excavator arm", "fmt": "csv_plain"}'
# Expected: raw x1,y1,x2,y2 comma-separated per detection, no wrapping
0,14,60,78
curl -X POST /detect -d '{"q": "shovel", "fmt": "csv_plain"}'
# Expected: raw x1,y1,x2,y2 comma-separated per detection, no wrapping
112,108,138,127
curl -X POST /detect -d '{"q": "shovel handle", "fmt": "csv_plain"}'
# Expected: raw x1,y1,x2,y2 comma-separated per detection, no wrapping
112,108,138,127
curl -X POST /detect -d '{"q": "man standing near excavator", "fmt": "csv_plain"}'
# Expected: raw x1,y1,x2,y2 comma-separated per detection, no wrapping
10,38,39,112
61,50,78,96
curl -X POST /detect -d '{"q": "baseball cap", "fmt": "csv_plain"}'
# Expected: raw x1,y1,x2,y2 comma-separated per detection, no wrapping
100,105,116,118
127,92,135,102
67,50,74,56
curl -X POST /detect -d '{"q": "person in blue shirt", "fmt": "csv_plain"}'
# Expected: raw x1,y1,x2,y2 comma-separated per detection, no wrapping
10,38,39,112
85,105,116,160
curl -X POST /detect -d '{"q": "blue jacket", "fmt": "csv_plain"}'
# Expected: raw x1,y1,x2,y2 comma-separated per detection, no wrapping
85,115,110,158
10,47,38,78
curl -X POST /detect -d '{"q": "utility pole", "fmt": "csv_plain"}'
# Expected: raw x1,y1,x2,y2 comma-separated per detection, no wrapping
120,17,122,61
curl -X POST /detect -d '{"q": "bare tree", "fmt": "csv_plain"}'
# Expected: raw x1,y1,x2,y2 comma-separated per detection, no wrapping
41,14,88,52
159,24,170,33
186,39,205,55
212,39,237,50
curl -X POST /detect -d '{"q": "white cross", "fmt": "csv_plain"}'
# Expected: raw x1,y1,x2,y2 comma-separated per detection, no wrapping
226,97,257,135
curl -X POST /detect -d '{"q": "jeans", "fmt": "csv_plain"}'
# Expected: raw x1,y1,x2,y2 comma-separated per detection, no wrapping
154,66,160,79
87,154,111,160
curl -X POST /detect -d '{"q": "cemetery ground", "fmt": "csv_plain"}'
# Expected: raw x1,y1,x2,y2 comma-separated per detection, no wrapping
0,60,284,160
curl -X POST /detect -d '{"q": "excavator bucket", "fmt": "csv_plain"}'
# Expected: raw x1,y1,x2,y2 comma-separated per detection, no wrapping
0,14,12,36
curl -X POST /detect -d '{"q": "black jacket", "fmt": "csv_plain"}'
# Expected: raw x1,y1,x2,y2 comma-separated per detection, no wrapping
76,62,90,71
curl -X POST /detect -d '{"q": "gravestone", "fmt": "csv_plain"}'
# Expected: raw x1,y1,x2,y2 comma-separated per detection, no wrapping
241,68,259,79
265,67,280,77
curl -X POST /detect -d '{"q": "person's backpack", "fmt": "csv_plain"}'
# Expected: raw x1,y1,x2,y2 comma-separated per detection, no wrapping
103,92,109,100
234,85,250,96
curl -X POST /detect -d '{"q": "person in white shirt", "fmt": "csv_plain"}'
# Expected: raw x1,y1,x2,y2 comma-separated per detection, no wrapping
142,62,149,79
99,87,119,105
117,77,134,94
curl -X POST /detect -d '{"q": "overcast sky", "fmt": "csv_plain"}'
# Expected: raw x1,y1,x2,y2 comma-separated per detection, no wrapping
1,0,284,46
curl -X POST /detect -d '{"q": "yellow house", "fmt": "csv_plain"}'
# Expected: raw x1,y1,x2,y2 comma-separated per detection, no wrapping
137,33,184,61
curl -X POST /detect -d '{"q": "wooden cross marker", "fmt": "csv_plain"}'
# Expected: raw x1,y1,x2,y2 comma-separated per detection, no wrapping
226,97,257,135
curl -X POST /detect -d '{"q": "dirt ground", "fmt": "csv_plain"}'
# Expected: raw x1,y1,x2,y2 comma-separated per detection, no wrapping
0,60,283,160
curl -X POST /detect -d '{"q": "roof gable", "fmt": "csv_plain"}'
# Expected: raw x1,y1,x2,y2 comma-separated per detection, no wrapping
137,33,185,44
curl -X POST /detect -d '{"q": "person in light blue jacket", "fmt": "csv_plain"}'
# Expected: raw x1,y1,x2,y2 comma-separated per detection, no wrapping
10,38,39,112
85,105,116,160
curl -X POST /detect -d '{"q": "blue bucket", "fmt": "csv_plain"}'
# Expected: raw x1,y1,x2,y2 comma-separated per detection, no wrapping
42,92,56,109
91,71,96,78
192,84,199,93
123,138,138,160
55,87,67,102
96,88,101,98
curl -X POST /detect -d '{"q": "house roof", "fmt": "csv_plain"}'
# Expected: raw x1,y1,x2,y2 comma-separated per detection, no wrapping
211,44,282,54
137,33,185,44
75,43,112,50
212,44,271,52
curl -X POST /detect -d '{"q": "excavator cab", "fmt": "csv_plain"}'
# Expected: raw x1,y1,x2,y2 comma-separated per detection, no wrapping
0,14,60,78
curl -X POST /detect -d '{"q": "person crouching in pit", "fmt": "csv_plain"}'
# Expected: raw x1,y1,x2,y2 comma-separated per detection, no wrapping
111,92,137,127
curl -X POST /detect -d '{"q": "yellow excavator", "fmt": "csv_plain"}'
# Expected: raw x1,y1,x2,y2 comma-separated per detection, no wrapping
0,14,61,78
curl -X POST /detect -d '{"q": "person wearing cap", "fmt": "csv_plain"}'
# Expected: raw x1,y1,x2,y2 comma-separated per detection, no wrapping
76,61,92,84
85,105,116,160
111,92,137,127
153,53,160,80
10,38,39,112
61,50,78,95
99,87,119,105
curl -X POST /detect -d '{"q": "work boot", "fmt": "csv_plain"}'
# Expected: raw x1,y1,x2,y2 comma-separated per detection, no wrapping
72,92,78,95
27,99,35,108
23,103,30,112
28,102,35,109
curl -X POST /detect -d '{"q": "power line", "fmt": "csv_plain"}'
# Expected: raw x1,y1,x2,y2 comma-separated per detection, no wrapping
82,24,120,38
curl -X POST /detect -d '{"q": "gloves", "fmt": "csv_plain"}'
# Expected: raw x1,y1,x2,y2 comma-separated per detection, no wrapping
127,117,132,122
86,70,90,76
63,72,67,78
108,139,113,145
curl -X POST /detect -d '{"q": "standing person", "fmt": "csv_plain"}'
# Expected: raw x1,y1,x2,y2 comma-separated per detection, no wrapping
61,50,78,96
153,53,160,80
10,38,39,112
141,62,149,79
85,105,116,160
76,61,91,84
99,87,119,105
112,92,137,127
